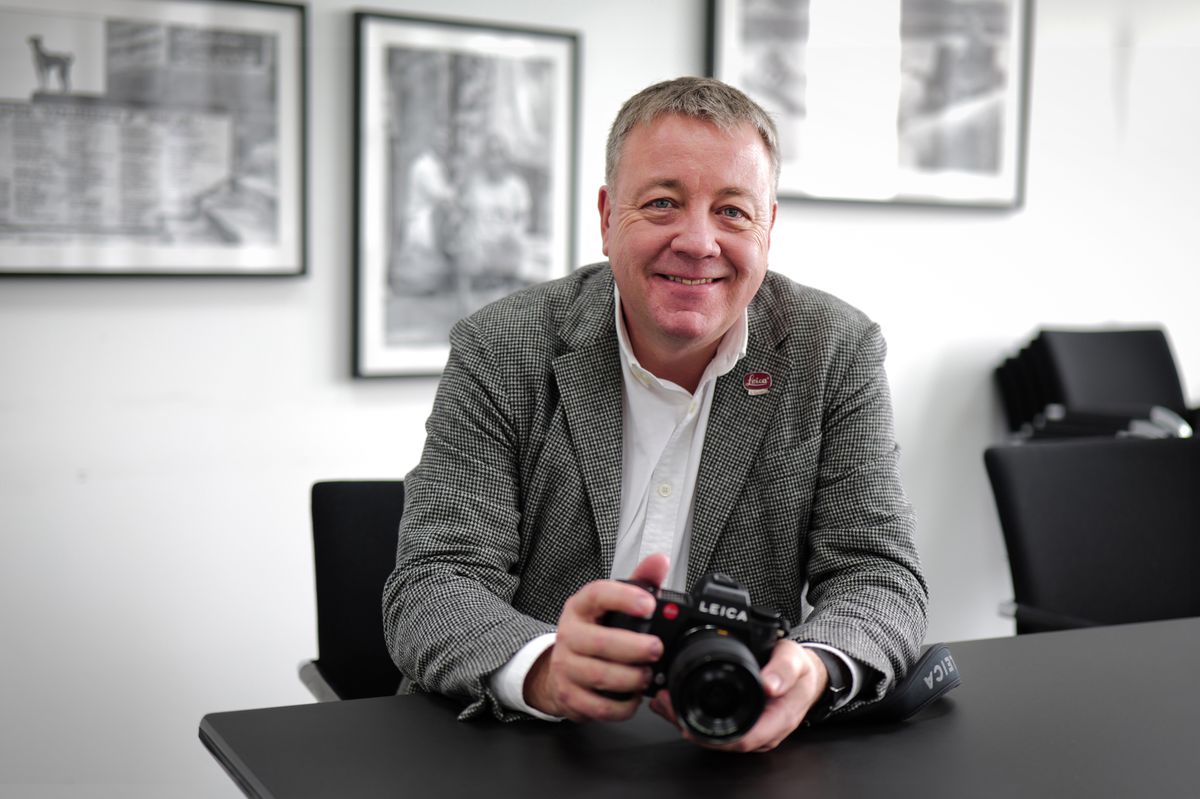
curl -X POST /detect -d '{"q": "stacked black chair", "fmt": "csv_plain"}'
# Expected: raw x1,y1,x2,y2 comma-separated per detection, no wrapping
985,437,1200,634
995,327,1195,440
299,480,405,701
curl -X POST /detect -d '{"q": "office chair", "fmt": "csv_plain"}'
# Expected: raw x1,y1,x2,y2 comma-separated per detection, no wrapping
994,327,1195,440
1035,328,1195,429
984,437,1200,634
299,480,405,701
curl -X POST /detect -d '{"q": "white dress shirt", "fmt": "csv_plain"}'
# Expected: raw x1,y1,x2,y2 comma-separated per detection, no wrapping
490,286,861,719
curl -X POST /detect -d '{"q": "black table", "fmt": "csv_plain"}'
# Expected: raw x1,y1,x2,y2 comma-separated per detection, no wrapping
201,618,1200,798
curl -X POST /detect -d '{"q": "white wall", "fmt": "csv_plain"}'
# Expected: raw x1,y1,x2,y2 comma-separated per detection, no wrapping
1,0,1197,795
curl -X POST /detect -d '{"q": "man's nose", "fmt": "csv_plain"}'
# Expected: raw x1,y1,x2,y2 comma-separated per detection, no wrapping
670,209,720,259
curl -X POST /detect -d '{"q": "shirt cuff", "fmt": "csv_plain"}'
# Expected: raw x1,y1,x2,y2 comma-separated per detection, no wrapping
800,642,863,710
487,632,563,722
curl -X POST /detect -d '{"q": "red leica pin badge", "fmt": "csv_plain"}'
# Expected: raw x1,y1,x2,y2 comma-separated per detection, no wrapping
743,372,771,396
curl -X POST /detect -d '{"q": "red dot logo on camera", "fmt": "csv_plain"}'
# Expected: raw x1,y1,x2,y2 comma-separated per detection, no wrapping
662,603,680,620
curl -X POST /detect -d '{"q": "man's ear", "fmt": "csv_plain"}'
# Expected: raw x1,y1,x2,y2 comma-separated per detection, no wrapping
598,185,612,256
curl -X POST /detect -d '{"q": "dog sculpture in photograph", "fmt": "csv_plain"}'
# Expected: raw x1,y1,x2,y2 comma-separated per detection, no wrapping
28,35,74,93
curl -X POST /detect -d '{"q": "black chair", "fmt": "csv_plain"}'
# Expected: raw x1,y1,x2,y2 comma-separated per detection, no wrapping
984,438,1200,634
995,327,1195,440
299,480,405,700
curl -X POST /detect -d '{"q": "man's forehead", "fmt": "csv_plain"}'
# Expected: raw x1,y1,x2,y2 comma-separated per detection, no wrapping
616,118,773,199
627,175,763,200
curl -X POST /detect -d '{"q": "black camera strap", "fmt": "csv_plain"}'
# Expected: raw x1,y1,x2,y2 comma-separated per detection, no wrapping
838,643,961,724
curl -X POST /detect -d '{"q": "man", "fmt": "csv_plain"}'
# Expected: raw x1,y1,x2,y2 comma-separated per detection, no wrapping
383,77,927,753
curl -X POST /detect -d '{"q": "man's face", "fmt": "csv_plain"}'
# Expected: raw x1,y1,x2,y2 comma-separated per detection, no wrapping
600,113,776,364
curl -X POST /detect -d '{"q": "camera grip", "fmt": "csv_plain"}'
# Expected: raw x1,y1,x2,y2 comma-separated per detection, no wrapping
596,586,659,701
600,608,651,632
594,609,648,701
599,576,658,633
596,609,653,703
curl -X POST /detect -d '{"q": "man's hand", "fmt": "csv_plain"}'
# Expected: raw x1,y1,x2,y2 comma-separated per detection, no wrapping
524,554,669,721
648,639,829,752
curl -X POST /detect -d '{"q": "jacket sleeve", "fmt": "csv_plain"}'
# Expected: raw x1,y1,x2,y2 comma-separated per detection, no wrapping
792,321,929,711
382,316,554,722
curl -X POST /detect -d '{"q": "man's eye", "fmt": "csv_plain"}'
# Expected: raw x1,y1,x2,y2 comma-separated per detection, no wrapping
720,206,747,219
648,198,673,209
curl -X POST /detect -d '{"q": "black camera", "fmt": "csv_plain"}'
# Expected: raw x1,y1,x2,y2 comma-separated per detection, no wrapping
602,572,790,743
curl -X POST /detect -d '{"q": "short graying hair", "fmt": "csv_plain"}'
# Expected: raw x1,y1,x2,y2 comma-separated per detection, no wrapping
604,76,780,195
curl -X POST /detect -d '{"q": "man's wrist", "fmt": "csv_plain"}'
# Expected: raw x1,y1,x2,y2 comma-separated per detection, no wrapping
803,646,850,724
487,632,562,721
523,645,560,717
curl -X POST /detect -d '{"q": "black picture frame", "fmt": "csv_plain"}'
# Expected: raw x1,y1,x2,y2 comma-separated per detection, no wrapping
708,0,1033,208
353,11,580,378
0,0,308,276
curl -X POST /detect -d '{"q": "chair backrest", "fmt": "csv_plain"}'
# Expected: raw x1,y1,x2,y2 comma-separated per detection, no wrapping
1035,328,1187,417
985,438,1200,633
310,480,405,699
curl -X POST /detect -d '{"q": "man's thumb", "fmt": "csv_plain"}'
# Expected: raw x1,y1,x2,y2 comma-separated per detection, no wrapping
630,552,670,591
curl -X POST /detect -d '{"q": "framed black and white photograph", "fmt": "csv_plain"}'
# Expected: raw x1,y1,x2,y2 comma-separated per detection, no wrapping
709,0,1032,207
354,12,579,377
0,0,306,276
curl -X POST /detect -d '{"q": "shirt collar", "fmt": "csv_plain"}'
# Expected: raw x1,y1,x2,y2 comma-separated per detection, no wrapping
613,283,748,391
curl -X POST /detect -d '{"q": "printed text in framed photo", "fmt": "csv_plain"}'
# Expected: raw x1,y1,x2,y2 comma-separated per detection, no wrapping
354,12,579,377
709,0,1032,208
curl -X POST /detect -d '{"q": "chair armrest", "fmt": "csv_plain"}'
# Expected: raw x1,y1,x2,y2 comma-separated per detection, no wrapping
1032,404,1192,439
298,660,341,702
999,601,1102,633
1148,406,1193,438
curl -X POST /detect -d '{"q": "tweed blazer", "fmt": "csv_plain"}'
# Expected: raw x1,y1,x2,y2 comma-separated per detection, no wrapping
383,263,928,722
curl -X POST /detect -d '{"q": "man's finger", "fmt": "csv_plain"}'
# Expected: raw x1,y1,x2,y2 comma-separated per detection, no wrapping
557,640,658,687
559,622,663,664
564,579,657,623
554,680,643,723
629,552,670,590
760,640,817,698
648,688,679,726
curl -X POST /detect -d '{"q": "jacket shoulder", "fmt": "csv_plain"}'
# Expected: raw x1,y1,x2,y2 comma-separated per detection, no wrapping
754,271,878,349
456,263,611,353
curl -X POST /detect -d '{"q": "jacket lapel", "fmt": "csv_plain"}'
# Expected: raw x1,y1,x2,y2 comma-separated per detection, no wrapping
686,294,789,589
552,268,624,572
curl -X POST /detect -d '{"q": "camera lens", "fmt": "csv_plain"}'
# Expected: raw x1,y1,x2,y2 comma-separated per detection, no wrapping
667,628,765,743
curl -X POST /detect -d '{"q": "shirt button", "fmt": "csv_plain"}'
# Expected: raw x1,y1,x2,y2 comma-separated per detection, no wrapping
657,482,673,498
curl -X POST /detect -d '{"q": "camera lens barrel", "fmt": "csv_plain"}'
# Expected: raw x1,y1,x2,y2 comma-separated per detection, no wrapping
667,628,766,743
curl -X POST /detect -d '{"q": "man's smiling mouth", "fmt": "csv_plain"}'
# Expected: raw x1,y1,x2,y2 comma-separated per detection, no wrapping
664,275,717,286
